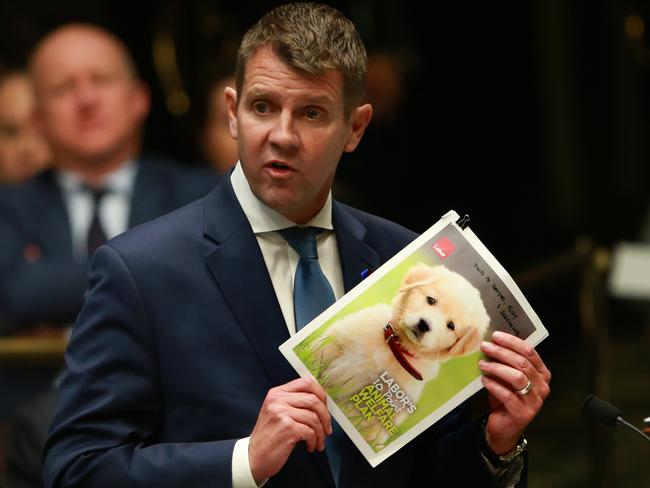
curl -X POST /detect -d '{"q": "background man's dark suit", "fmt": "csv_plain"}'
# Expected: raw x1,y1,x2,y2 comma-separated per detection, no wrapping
43,177,502,487
0,156,218,488
0,156,219,333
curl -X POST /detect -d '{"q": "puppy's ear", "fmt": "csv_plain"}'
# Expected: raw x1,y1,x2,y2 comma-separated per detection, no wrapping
399,264,441,291
448,327,482,356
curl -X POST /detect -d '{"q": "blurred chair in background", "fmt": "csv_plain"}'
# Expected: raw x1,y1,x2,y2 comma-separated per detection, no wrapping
5,388,56,488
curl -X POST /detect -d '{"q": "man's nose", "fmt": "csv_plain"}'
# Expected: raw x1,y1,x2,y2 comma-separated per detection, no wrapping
74,80,99,108
268,111,299,150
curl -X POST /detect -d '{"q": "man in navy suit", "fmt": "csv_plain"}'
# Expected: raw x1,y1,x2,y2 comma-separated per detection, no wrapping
0,24,218,334
44,4,551,487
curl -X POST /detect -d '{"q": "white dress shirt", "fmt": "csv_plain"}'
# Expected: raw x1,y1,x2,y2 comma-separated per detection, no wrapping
229,162,344,487
56,161,138,259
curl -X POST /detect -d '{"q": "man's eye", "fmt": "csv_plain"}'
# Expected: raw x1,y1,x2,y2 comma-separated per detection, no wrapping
50,82,73,97
253,102,269,114
93,73,115,86
0,125,19,138
305,108,320,120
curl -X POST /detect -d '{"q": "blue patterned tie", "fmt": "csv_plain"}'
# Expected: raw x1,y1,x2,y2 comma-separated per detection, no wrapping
279,226,343,485
280,227,336,328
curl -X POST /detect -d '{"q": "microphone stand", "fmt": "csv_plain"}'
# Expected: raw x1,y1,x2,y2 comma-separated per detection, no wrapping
615,417,650,442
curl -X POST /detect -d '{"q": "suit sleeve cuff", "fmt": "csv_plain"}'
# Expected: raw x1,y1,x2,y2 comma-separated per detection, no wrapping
232,437,268,488
481,451,525,487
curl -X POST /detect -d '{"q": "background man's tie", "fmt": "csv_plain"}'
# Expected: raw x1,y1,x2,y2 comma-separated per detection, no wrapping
280,226,344,486
85,186,108,257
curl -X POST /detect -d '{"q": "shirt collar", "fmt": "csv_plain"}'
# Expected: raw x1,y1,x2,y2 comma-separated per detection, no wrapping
230,161,333,234
56,159,138,195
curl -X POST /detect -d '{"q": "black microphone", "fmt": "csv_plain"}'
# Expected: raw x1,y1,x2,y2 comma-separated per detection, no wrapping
582,394,650,442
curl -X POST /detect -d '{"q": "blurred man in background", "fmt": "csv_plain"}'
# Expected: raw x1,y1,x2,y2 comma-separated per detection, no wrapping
0,23,218,335
0,23,218,488
0,70,51,184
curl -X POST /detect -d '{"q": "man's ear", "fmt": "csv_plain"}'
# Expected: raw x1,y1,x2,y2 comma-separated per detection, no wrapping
131,80,151,123
224,86,238,139
343,103,372,153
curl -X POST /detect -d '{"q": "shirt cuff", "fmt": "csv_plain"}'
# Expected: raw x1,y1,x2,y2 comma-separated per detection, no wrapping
232,437,268,488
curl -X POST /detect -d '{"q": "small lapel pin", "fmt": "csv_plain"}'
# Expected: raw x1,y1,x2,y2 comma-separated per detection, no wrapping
23,243,43,263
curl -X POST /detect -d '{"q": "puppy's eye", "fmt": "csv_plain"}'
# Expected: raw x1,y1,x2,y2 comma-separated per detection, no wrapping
426,296,437,305
447,322,455,331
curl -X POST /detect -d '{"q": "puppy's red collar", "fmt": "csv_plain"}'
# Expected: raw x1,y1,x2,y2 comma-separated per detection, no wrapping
383,323,423,381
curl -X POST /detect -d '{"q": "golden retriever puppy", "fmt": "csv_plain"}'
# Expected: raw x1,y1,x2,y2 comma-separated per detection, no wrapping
310,263,490,447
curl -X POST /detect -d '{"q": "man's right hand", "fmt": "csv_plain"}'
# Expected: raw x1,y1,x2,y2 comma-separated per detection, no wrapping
248,377,332,484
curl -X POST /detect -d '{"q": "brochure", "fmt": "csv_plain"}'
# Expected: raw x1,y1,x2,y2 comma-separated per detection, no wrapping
279,210,549,467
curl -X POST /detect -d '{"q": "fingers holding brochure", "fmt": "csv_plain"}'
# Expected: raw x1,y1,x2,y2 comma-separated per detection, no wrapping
479,331,552,455
248,377,332,484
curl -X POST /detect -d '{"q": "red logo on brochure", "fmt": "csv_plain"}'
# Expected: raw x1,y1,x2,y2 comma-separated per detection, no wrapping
432,237,455,259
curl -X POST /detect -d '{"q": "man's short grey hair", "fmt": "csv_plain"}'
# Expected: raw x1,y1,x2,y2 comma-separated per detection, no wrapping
235,2,367,115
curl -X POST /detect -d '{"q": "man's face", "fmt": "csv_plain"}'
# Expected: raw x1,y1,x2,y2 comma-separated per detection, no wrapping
225,46,371,224
0,74,51,183
31,27,149,167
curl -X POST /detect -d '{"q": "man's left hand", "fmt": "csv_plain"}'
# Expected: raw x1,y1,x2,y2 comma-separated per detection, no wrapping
478,331,551,454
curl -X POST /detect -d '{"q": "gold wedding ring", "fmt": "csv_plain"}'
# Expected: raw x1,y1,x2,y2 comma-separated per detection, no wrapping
515,379,533,396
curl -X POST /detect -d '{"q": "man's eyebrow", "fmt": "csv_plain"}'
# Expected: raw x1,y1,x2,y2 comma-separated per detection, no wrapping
303,95,335,106
245,85,281,99
247,88,273,98
244,88,334,106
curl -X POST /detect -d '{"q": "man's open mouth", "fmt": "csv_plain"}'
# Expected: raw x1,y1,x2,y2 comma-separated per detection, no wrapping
268,161,292,170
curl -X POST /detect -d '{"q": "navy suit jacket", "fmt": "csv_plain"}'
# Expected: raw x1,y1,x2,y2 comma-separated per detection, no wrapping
0,156,219,332
43,177,503,487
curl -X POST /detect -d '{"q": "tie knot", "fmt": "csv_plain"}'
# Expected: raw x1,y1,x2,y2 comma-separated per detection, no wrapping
280,226,321,260
83,185,108,204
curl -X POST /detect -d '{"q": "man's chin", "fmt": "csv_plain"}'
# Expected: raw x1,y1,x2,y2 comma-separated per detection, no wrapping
258,191,319,224
261,193,300,215
58,144,130,170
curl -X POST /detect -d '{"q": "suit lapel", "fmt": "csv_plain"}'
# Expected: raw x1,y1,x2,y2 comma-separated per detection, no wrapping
333,202,381,293
202,178,297,387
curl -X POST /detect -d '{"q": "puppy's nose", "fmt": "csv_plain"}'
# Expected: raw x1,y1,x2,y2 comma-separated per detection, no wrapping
417,319,430,333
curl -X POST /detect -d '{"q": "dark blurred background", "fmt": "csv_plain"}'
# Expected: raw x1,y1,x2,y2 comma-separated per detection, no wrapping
1,0,649,486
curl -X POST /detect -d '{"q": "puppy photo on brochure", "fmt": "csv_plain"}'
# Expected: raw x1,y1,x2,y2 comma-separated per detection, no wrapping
284,216,548,465
304,262,490,449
